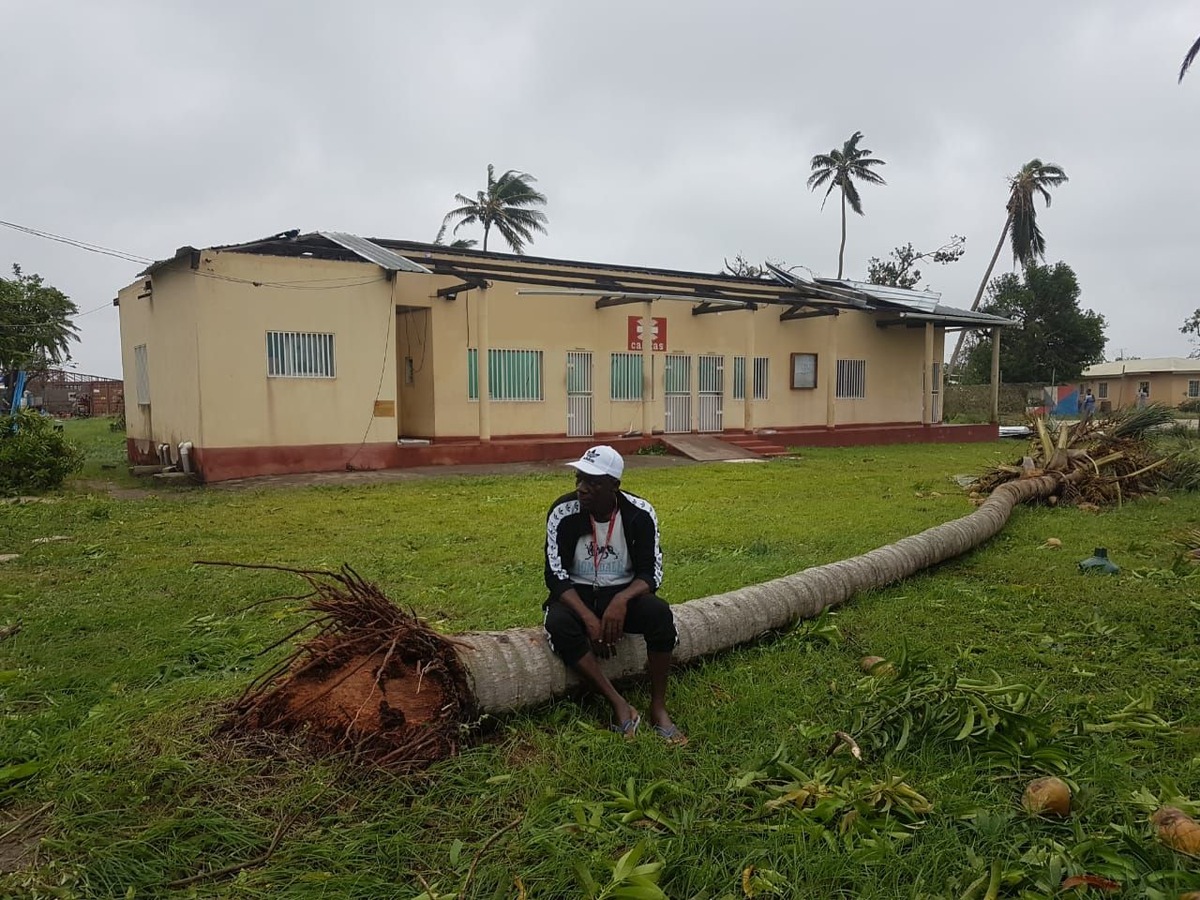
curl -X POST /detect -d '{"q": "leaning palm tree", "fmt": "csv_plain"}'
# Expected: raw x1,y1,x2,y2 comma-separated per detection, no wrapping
441,164,549,253
1181,35,1200,82
807,132,887,279
949,159,1068,372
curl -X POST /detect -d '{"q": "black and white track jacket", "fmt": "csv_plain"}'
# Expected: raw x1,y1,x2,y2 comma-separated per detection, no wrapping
543,490,663,600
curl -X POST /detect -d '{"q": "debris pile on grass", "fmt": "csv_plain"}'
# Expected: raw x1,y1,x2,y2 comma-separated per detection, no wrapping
220,564,472,771
972,405,1200,506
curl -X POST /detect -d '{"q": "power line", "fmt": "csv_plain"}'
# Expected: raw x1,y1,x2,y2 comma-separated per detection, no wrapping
0,220,153,265
2,218,393,291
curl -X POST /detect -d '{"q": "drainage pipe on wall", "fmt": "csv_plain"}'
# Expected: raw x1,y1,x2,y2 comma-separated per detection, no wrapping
178,442,193,475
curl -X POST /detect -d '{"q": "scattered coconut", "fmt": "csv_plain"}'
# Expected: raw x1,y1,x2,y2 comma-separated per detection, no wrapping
1042,538,1062,550
1151,807,1200,857
859,656,896,677
1022,776,1072,817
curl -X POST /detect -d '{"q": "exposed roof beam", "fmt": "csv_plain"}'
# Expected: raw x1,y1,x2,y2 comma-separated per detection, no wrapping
691,301,753,314
595,296,647,309
436,279,485,297
780,307,839,322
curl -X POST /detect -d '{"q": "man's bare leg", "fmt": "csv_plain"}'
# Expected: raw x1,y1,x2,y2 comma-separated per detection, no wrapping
646,650,677,731
572,652,637,725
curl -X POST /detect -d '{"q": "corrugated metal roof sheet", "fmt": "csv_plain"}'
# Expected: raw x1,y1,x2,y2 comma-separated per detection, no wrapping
317,232,431,274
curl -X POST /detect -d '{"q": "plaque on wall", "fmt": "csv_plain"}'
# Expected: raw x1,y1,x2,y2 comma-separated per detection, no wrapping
791,353,817,390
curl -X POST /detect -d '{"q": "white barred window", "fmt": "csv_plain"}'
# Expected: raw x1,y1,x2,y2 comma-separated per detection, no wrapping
835,359,866,399
134,344,150,405
267,331,335,378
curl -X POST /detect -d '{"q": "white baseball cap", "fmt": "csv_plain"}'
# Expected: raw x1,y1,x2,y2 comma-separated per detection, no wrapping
567,445,624,480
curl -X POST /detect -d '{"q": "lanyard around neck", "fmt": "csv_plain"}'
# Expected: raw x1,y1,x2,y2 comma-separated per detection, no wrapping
590,512,617,583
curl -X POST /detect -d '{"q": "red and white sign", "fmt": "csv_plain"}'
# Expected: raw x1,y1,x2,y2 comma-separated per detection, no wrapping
627,316,667,352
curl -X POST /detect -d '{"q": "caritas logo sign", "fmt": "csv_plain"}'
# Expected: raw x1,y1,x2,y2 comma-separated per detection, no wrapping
627,316,667,352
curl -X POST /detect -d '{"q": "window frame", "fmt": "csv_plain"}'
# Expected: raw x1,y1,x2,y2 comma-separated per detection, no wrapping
266,330,336,379
609,352,644,402
790,353,818,390
468,348,545,402
133,344,150,406
835,358,867,400
1097,382,1108,400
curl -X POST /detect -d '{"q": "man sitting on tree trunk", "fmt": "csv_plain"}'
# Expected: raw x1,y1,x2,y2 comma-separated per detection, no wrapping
542,446,686,744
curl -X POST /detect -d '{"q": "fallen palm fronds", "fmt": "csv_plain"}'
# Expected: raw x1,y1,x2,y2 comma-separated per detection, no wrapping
972,405,1198,506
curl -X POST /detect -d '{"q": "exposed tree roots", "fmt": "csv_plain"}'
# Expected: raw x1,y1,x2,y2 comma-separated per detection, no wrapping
210,563,474,772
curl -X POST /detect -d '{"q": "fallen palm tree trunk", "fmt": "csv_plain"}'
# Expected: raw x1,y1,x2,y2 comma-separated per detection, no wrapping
221,470,1072,769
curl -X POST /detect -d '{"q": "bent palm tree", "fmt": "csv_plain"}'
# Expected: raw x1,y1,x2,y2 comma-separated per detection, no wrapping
949,160,1068,372
807,132,887,279
441,164,549,253
1181,35,1200,82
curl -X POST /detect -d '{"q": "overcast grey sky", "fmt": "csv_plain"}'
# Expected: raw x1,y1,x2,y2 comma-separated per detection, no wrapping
2,1,1198,378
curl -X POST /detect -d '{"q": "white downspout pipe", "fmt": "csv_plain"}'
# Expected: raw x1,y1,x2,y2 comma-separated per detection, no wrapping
178,442,193,475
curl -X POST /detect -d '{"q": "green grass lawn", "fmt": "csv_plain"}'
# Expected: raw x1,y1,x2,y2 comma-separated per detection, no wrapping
2,428,1200,898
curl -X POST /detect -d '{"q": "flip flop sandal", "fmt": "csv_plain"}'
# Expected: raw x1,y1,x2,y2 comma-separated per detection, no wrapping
609,712,640,739
652,724,689,746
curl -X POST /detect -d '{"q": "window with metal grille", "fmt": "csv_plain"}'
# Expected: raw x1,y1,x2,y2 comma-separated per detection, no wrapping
267,331,335,378
1189,380,1199,399
835,359,866,399
468,348,544,401
732,356,746,400
752,357,769,400
610,352,643,401
1139,381,1150,397
1098,382,1108,399
133,344,150,405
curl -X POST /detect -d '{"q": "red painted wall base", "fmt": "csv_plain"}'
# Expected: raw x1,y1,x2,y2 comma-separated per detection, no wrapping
128,423,999,483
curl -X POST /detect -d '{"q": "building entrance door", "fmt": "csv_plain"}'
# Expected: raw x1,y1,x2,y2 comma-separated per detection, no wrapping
566,351,593,437
697,355,724,432
664,353,691,433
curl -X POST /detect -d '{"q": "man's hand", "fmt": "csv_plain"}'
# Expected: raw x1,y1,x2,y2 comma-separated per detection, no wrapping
600,596,628,647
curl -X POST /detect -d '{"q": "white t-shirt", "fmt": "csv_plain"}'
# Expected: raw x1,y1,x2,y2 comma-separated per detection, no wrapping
568,511,634,587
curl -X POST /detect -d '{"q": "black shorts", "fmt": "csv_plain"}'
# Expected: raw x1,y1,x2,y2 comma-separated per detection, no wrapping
542,584,677,666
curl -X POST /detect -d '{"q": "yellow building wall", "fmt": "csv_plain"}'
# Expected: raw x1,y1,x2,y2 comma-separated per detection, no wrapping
189,251,431,448
118,248,950,451
418,279,938,438
116,265,202,452
1085,373,1200,409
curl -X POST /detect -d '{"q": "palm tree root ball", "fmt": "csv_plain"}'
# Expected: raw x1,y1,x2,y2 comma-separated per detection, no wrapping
220,565,473,772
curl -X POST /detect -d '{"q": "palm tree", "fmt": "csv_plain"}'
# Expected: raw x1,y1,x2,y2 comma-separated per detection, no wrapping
441,164,549,254
948,159,1068,372
807,132,887,279
1181,35,1200,82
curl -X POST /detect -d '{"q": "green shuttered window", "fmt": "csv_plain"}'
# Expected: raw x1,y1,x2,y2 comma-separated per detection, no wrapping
610,353,643,401
468,349,544,401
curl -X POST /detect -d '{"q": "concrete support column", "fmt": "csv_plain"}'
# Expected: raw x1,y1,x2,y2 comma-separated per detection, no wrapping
990,328,1001,425
743,307,756,432
923,321,935,425
825,313,838,428
641,302,653,437
477,286,491,441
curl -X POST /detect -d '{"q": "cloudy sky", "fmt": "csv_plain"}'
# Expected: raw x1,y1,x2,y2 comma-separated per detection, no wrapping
2,1,1198,378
